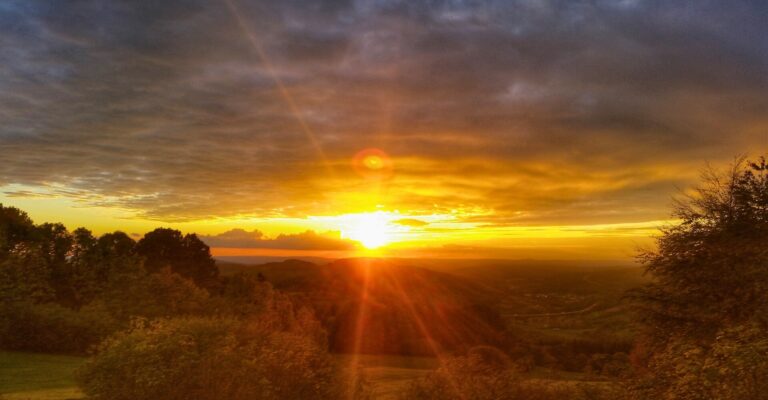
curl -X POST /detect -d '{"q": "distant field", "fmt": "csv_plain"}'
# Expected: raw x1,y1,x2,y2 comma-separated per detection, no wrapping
0,352,85,400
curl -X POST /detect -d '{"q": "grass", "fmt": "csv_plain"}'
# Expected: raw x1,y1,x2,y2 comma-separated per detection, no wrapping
337,354,438,399
0,351,434,400
0,352,85,400
334,354,611,399
0,351,611,400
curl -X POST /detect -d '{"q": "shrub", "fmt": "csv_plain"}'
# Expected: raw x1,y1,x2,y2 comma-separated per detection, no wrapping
401,346,625,400
102,267,210,321
629,323,768,400
77,317,368,400
0,301,117,353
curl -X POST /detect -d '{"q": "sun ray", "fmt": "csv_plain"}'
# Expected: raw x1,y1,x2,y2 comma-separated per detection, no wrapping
220,0,334,177
346,259,373,399
383,267,469,400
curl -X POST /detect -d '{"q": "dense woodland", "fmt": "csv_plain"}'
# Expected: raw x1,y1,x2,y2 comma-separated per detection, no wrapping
2,157,768,399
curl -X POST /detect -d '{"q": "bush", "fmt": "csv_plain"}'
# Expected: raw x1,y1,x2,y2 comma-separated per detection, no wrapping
0,301,117,353
77,317,368,400
102,267,210,321
629,322,768,400
401,346,625,400
0,267,213,354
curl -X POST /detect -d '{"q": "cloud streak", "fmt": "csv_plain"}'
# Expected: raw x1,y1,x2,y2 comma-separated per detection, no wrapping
200,228,357,250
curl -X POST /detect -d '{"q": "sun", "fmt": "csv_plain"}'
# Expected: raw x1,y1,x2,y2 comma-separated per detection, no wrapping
341,212,393,249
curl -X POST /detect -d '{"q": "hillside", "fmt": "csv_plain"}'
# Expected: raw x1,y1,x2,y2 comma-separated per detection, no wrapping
245,258,504,355
222,258,646,357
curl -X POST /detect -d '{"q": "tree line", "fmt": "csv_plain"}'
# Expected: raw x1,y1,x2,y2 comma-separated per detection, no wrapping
0,207,366,399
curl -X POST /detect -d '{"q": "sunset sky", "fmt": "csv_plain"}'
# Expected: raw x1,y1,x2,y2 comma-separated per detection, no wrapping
2,0,767,260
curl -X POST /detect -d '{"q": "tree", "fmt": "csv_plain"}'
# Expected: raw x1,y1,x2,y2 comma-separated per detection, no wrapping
0,249,53,303
0,207,54,304
0,204,36,260
36,223,73,267
97,231,136,259
102,267,210,321
77,317,367,400
135,228,218,290
94,231,139,282
630,157,768,399
64,228,99,307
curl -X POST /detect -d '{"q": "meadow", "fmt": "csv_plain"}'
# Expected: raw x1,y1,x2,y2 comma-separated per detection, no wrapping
2,351,618,400
0,352,84,400
0,352,434,400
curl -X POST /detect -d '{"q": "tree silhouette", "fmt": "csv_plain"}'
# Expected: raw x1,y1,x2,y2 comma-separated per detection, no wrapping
136,228,218,290
0,204,36,260
631,157,768,399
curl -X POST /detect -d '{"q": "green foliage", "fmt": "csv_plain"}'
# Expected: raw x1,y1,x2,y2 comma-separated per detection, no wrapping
0,251,54,304
630,322,768,400
0,204,36,260
77,317,367,400
0,259,211,353
401,346,624,400
0,204,372,400
0,351,85,396
101,267,211,321
0,301,116,353
630,157,768,399
0,207,225,354
136,228,219,290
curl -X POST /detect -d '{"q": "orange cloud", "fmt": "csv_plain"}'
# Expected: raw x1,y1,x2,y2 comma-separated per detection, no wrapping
200,229,356,251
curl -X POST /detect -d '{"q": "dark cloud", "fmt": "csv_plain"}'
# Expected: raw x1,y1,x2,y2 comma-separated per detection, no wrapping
200,228,357,250
1,0,767,225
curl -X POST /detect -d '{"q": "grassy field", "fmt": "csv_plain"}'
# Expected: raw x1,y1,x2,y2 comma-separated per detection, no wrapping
1,351,611,399
0,352,85,400
0,351,436,400
338,354,438,399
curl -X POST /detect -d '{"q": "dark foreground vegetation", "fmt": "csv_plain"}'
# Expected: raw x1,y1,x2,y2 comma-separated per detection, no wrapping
0,209,366,399
2,157,768,399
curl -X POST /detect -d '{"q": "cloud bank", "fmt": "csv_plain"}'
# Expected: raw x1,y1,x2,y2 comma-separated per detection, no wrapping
1,0,767,226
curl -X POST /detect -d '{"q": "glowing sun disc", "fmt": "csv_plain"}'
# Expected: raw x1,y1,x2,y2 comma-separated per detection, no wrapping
341,212,392,249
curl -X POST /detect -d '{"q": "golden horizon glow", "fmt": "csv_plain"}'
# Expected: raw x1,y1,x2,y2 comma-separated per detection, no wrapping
1,1,763,263
0,142,697,262
0,191,669,260
340,212,395,249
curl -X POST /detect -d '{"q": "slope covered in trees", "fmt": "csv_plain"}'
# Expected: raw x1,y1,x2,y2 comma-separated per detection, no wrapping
630,158,768,399
0,206,364,399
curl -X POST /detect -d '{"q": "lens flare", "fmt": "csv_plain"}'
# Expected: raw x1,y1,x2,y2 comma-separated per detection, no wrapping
352,148,393,180
363,155,384,170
